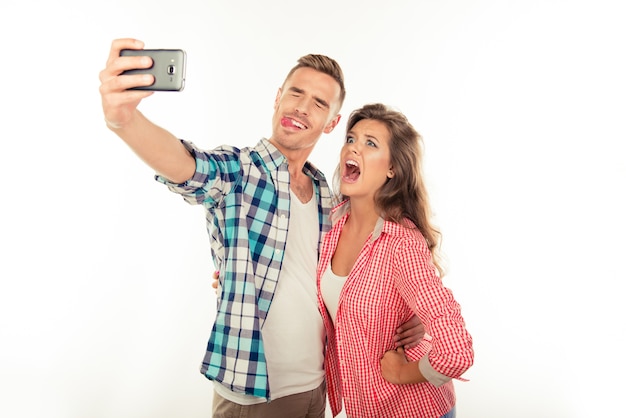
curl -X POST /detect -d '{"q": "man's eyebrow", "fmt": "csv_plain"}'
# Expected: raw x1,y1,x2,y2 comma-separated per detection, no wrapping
287,86,330,109
314,97,330,109
288,86,304,95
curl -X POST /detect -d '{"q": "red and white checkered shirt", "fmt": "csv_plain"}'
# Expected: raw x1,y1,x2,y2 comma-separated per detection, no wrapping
317,202,474,418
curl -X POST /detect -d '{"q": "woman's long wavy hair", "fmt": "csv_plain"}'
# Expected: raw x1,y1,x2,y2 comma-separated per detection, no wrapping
333,103,444,277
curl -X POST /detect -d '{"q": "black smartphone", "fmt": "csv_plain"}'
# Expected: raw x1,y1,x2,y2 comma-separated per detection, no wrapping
120,49,186,91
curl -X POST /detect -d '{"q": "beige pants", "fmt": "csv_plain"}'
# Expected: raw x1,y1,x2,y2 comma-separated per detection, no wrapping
212,381,326,418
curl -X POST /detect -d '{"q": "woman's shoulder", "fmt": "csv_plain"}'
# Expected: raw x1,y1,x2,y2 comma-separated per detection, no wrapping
382,219,427,243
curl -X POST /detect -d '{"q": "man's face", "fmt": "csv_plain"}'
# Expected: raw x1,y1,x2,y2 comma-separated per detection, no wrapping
270,67,342,154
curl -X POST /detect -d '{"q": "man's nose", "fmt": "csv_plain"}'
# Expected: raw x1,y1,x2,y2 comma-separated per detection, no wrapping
295,97,311,115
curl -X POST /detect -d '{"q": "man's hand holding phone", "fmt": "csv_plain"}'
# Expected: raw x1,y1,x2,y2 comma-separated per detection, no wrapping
99,38,154,130
99,38,186,130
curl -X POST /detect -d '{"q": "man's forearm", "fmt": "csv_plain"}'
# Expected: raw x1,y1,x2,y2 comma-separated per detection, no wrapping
109,110,195,183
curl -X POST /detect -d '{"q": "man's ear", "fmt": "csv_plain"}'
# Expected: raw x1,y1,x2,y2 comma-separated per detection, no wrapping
323,114,342,134
274,88,282,109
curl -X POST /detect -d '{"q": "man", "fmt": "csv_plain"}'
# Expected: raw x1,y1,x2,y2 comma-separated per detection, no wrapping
99,38,422,417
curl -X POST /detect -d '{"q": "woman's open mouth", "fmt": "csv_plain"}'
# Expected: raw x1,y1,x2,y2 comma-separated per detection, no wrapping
343,159,360,183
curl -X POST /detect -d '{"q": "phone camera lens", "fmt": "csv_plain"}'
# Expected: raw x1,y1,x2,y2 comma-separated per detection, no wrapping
167,65,176,75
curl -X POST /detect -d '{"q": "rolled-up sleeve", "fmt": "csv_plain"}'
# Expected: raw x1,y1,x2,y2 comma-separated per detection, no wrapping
396,237,474,382
155,140,241,206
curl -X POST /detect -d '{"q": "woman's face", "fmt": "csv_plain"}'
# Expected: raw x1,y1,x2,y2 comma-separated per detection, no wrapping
339,118,394,201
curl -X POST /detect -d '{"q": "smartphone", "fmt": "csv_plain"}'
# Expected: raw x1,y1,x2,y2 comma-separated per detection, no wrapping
120,49,186,91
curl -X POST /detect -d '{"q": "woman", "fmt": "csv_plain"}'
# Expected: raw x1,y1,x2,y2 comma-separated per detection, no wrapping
317,103,474,418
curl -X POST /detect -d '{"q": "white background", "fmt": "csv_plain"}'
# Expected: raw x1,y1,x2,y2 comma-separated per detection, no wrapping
1,1,624,417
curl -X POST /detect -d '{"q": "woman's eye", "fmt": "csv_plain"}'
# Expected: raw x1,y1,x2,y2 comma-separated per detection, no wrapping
346,137,355,144
366,140,377,147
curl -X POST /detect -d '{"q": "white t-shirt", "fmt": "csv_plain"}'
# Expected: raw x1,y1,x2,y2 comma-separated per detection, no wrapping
214,189,325,404
320,262,348,324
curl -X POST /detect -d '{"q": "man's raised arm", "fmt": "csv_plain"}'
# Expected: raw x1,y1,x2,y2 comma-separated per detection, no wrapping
99,38,195,183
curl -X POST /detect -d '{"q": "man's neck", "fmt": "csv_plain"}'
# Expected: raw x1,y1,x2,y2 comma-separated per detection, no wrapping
290,169,313,203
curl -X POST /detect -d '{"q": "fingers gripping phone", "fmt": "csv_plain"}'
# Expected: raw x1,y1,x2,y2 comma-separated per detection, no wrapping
120,49,186,91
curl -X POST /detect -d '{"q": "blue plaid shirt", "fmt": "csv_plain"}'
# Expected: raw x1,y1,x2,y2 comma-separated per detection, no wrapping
157,138,333,399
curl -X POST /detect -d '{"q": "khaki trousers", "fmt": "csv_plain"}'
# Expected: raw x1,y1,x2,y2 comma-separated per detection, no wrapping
212,381,326,418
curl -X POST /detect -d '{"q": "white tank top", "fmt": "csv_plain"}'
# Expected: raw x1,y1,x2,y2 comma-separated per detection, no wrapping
320,262,348,324
214,189,324,404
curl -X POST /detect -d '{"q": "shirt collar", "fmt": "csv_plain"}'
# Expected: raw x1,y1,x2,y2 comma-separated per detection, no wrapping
256,138,286,171
330,200,386,241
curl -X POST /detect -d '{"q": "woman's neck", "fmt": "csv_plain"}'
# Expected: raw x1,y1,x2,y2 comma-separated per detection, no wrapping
346,198,380,234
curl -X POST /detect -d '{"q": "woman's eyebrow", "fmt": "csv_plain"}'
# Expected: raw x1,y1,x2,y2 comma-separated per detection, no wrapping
346,130,380,143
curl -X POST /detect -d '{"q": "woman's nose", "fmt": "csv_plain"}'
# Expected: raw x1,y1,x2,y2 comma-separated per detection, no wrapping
347,142,359,154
